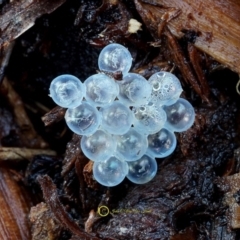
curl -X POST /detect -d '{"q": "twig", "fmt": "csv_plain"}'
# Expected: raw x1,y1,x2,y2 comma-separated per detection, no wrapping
0,41,15,83
165,27,209,102
85,210,101,233
188,43,211,103
38,175,100,240
0,147,56,161
41,106,66,127
75,157,88,212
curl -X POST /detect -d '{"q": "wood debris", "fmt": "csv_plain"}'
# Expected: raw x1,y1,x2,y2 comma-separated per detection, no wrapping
0,0,66,49
29,202,63,240
0,167,32,240
135,0,240,74
0,0,240,239
0,147,56,161
41,106,66,127
216,151,240,230
38,175,100,240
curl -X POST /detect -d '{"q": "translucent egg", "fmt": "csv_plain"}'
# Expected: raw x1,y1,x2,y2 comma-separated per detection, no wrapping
81,130,116,162
133,104,167,134
115,128,148,161
49,74,85,108
84,73,119,107
147,128,176,158
163,98,195,132
93,156,129,187
65,101,100,135
127,155,157,184
100,101,134,135
98,43,132,76
117,73,152,106
148,71,182,106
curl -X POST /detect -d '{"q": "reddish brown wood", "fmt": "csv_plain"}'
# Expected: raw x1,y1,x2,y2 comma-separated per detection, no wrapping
0,168,32,240
135,0,240,74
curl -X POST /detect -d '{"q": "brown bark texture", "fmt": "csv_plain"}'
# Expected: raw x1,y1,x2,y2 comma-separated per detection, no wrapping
135,0,240,74
0,0,240,240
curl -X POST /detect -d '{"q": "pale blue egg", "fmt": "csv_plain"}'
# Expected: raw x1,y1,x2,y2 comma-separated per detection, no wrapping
93,157,129,187
163,98,195,132
115,128,148,161
147,128,176,158
81,130,116,162
98,43,132,76
65,101,100,135
49,74,85,108
148,71,182,106
84,73,119,107
127,155,157,184
100,101,134,135
132,104,167,134
117,73,152,106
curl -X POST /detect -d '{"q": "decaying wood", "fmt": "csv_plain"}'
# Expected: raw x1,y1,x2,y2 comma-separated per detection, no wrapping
0,167,32,240
164,27,210,102
75,157,87,212
83,161,99,190
2,78,48,148
0,0,239,239
170,226,197,240
133,61,170,77
29,202,62,240
88,0,141,48
41,106,66,127
95,97,238,239
216,154,240,230
188,43,210,99
134,1,212,102
210,216,236,240
0,0,66,49
38,175,100,240
135,0,240,74
0,41,14,83
61,134,83,177
0,147,56,161
84,209,100,233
